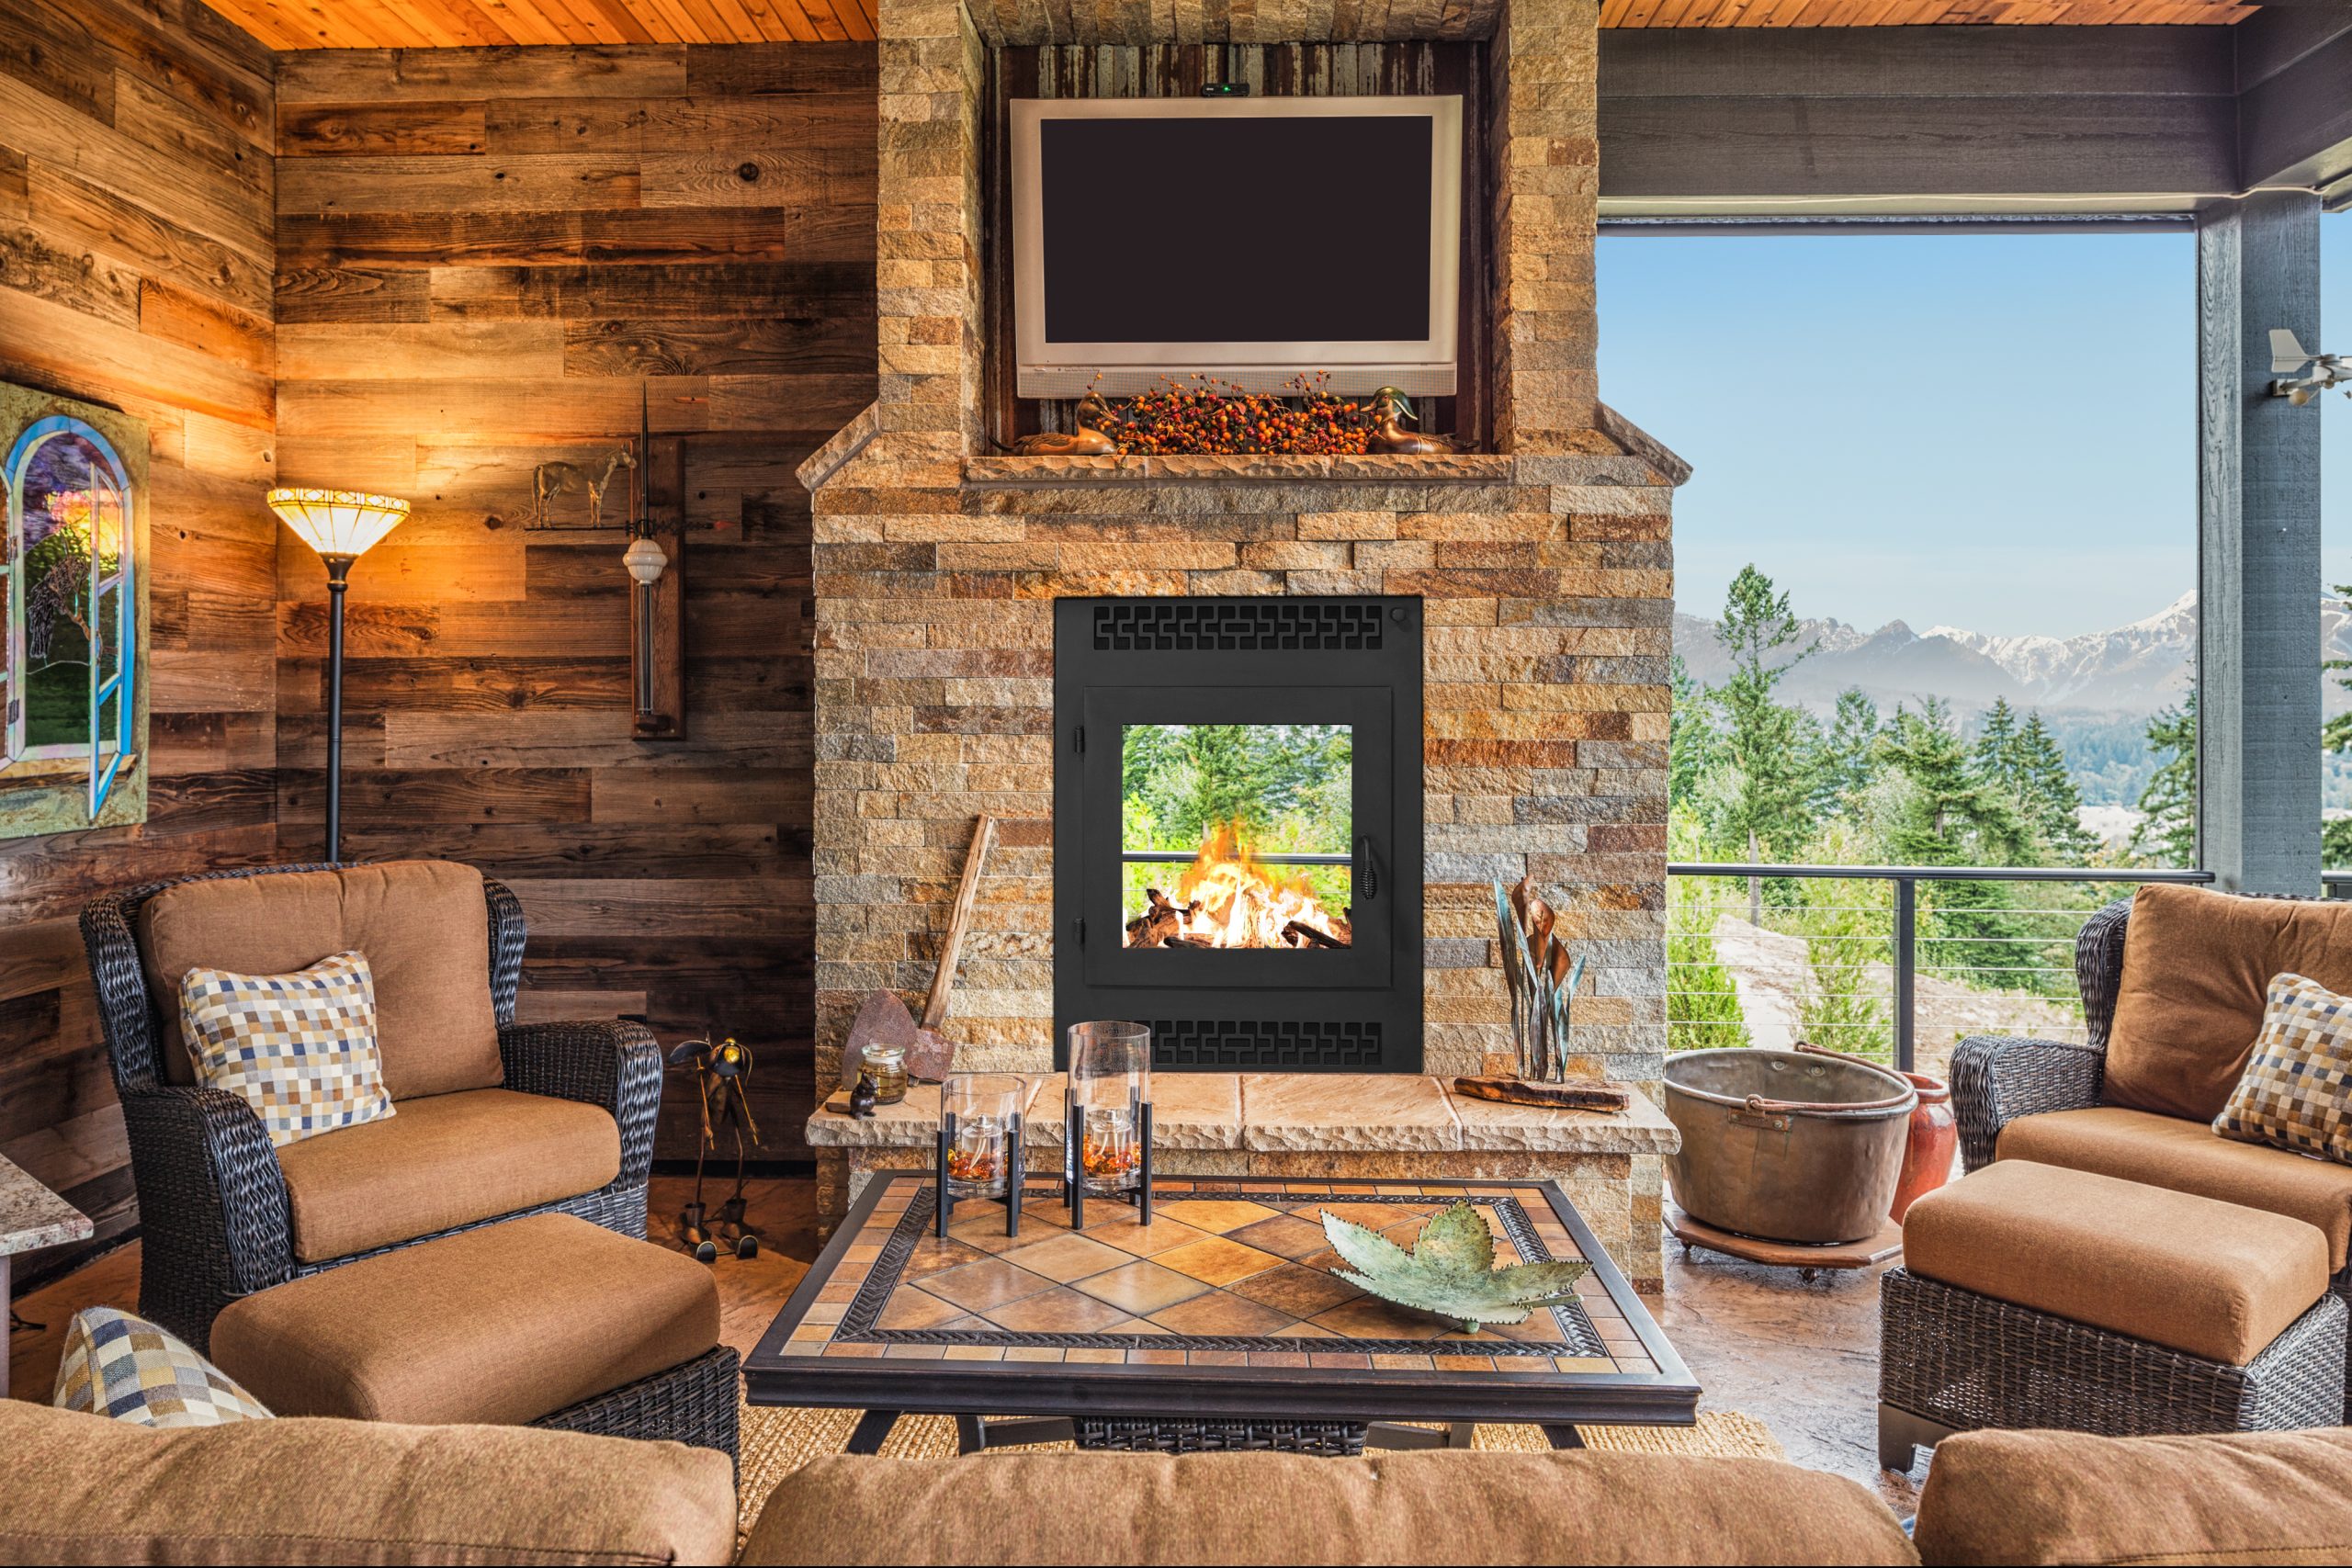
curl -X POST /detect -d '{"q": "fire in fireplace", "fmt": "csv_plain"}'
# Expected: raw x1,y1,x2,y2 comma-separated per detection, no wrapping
1120,722,1355,951
1055,598,1422,1072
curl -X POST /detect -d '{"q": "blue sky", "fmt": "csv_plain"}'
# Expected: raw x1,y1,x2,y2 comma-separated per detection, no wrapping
1598,220,2349,641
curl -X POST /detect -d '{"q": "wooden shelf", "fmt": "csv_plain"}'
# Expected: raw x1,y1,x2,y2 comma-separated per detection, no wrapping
961,453,1516,485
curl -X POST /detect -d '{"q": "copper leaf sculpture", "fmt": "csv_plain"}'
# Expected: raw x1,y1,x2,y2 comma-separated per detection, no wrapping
1319,1201,1590,1334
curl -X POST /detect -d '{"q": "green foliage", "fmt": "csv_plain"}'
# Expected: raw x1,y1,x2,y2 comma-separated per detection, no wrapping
1815,689,1881,813
1668,655,1719,807
1667,812,1750,1052
1975,702,2097,863
2131,696,2198,867
1118,724,1353,916
1792,874,1892,1063
1709,565,1818,859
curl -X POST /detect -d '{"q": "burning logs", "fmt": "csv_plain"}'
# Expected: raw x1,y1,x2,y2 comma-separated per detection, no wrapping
1125,888,1200,948
1123,822,1356,950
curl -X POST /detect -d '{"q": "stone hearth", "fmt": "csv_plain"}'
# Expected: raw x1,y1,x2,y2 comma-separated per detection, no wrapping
807,1074,1677,1291
804,0,1683,1248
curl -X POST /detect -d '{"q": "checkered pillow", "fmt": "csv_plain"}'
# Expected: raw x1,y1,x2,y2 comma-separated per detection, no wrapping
53,1307,272,1427
2214,972,2352,1163
179,950,393,1149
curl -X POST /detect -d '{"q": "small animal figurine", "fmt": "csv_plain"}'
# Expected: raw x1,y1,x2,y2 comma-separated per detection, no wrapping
1365,386,1459,454
1009,390,1122,457
531,446,636,528
848,1070,879,1120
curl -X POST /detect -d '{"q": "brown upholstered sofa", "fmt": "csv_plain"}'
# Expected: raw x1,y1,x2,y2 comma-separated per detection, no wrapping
1952,884,2352,1404
79,861,662,1349
12,1397,2352,1566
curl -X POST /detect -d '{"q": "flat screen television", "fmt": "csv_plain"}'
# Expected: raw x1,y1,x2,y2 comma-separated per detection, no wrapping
1010,96,1463,399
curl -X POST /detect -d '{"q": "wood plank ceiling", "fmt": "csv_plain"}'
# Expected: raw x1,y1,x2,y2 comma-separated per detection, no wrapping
204,0,2254,51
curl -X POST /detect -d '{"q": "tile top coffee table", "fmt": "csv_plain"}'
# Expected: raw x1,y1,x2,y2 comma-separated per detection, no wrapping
746,1173,1698,1453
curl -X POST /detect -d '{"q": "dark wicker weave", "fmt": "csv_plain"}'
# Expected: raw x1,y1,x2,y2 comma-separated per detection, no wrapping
533,1345,742,1468
1074,1418,1370,1455
1949,891,2352,1420
1878,1266,2346,1471
82,862,662,1350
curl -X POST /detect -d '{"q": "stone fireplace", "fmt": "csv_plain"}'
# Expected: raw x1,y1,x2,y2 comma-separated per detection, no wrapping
801,0,1685,1286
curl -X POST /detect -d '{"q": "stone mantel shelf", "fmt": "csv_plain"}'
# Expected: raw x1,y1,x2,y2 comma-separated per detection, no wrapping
808,1072,1679,1157
961,453,1520,486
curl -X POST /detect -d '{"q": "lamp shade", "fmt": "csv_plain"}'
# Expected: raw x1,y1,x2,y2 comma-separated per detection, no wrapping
266,487,410,560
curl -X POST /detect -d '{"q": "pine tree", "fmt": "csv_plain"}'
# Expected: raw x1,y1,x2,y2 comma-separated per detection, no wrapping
2014,711,2096,863
1973,698,2021,789
1668,654,1719,811
1712,565,1817,860
1876,699,2038,987
1816,688,1881,812
2131,696,2198,866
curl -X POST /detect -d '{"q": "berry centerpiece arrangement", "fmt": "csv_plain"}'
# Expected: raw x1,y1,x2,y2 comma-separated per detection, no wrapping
1008,377,1460,457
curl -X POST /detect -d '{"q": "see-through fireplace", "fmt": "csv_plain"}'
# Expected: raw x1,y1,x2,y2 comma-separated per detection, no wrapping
1053,597,1422,1072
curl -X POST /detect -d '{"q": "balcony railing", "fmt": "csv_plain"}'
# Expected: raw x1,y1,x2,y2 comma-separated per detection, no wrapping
1667,863,2215,1075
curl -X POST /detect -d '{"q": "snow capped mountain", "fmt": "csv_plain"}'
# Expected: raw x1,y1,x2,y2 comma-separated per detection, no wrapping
1675,592,2352,718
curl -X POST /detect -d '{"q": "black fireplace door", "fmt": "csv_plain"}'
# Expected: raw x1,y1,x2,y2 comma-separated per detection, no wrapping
1053,597,1423,1073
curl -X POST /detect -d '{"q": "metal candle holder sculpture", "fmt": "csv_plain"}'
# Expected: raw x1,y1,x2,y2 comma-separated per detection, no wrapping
665,1034,763,1262
934,1074,1026,1240
1064,1021,1154,1233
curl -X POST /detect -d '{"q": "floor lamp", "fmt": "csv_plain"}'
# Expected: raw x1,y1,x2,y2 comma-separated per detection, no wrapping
266,489,410,863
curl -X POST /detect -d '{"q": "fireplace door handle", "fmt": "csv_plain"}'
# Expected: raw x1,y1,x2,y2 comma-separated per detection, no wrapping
1355,838,1378,902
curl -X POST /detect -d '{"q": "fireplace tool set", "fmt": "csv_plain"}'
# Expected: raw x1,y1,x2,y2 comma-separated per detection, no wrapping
934,1021,1155,1238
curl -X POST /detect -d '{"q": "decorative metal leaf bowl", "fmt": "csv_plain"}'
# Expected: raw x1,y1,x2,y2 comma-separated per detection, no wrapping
1319,1201,1590,1334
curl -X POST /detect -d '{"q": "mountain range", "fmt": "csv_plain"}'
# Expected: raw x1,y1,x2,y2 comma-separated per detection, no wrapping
1674,592,2352,719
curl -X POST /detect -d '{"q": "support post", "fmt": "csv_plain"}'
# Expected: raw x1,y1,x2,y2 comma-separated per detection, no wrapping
1893,878,1916,1076
2196,191,2324,894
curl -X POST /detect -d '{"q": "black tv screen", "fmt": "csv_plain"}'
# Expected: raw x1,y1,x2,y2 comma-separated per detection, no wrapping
1037,115,1435,346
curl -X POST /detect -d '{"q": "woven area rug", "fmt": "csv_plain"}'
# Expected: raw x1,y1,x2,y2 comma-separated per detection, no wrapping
735,1401,1783,1540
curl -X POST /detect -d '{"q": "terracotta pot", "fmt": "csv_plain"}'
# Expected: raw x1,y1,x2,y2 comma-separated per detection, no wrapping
1890,1070,1958,1224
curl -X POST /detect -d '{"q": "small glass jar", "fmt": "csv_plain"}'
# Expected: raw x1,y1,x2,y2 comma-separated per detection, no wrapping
1067,1021,1150,1194
861,1043,909,1105
943,1074,1023,1200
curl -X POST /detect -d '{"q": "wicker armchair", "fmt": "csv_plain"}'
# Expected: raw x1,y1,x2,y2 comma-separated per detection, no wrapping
1950,896,2131,1172
82,863,662,1349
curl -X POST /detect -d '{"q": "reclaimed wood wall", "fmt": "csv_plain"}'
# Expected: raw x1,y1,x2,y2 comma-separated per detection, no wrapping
0,0,280,1266
273,41,877,1161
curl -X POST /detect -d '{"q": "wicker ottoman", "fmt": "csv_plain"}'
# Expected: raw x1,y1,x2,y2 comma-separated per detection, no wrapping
1879,1160,2346,1471
209,1212,739,1463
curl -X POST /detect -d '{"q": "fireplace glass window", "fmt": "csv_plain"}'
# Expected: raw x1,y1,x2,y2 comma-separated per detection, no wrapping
1119,722,1354,951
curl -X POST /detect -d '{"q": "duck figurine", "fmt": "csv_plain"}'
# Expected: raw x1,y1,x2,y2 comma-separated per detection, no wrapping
1365,386,1459,454
1009,390,1123,457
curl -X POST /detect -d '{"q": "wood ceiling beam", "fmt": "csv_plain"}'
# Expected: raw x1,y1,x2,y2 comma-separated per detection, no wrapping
2233,6,2352,203
1599,23,2252,215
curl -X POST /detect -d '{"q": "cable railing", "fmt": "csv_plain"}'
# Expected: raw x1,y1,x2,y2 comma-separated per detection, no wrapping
1667,863,2215,1076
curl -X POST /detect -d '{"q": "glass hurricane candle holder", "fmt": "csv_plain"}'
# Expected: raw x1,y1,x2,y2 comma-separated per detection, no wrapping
935,1074,1024,1239
1064,1021,1154,1231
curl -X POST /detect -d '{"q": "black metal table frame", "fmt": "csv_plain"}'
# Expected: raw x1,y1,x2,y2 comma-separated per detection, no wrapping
746,1172,1700,1456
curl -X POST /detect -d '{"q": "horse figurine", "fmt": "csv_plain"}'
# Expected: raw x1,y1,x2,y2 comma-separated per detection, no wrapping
531,447,636,527
1365,386,1460,455
1009,390,1122,457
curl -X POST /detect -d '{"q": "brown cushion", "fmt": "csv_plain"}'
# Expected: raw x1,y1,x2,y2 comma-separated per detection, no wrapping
740,1449,1919,1566
210,1213,718,1427
1903,1159,2329,1365
274,1087,620,1263
0,1399,735,1567
140,862,503,1100
2000,1105,2352,1271
1916,1426,2352,1566
2105,884,2352,1122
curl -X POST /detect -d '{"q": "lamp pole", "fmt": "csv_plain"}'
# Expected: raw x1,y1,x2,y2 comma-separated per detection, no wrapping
322,552,354,863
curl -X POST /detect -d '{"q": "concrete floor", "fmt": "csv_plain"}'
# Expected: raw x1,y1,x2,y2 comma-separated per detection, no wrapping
9,1176,1923,1510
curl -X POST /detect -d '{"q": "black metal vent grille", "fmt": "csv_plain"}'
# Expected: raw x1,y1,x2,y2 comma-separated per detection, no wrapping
1149,1020,1385,1070
1093,601,1384,654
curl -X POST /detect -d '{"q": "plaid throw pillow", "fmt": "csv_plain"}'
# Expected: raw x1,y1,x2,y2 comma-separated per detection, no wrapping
180,950,393,1149
2214,972,2352,1163
53,1306,272,1427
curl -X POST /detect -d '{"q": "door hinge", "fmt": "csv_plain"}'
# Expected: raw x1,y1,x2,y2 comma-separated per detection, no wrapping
1073,916,1086,948
1071,725,1085,753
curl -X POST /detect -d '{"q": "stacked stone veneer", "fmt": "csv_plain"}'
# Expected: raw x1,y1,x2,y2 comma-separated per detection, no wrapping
808,0,1679,1234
